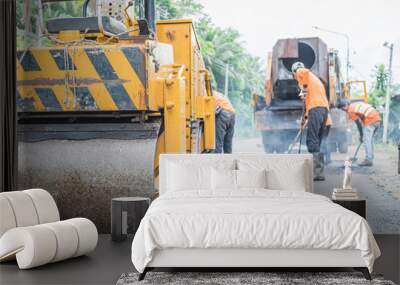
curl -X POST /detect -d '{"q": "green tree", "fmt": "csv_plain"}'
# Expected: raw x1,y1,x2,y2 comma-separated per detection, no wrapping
157,0,204,19
195,19,264,137
368,64,400,143
16,0,83,48
368,64,388,108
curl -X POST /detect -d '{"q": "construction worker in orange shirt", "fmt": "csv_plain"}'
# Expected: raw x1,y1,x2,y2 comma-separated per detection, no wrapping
338,99,381,166
213,91,236,153
292,62,330,181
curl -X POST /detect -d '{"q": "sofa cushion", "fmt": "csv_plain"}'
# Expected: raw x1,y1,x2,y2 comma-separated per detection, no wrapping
23,189,60,224
0,192,39,228
65,218,98,257
0,218,97,269
0,196,17,237
0,189,60,235
0,226,57,269
42,221,79,262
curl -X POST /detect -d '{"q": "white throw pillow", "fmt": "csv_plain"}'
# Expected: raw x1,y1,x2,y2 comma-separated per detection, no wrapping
236,169,267,189
167,163,212,191
266,167,306,192
237,159,307,191
211,168,236,191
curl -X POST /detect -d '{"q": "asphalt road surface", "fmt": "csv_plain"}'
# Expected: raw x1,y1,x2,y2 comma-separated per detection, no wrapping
234,137,400,234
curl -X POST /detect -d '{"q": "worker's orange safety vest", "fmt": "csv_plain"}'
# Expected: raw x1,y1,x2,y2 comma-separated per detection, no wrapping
295,68,329,114
214,91,236,113
347,102,381,126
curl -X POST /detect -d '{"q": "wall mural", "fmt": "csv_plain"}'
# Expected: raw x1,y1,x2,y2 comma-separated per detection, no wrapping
15,0,399,235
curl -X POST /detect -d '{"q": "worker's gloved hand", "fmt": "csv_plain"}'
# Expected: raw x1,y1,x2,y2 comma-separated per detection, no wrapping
359,135,364,143
301,116,308,129
298,90,306,100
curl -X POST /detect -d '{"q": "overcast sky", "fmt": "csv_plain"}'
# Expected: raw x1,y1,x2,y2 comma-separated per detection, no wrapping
198,0,399,87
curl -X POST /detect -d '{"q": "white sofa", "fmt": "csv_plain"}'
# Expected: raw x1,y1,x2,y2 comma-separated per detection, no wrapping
0,189,98,269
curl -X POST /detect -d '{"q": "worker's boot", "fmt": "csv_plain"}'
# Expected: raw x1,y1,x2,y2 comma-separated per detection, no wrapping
358,159,373,167
313,153,325,181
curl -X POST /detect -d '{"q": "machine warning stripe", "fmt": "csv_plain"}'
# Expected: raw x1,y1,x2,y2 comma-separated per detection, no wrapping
121,46,147,87
49,49,77,70
85,48,119,80
84,48,135,110
71,87,98,110
105,83,136,110
35,88,62,111
16,90,36,112
17,50,41,71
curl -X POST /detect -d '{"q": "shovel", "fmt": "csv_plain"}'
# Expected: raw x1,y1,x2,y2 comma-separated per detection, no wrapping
287,101,307,154
286,128,303,154
287,120,307,154
350,141,363,163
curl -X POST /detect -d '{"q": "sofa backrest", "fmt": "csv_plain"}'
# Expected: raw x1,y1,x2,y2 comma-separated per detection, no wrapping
0,189,60,237
159,154,313,195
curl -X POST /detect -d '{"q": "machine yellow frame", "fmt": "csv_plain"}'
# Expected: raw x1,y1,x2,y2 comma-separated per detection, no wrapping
17,3,216,193
345,80,368,102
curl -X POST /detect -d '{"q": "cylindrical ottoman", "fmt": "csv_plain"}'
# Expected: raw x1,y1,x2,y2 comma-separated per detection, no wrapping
111,197,150,242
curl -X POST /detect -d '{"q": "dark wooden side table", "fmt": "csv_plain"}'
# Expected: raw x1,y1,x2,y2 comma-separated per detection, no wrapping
111,197,150,242
332,199,366,218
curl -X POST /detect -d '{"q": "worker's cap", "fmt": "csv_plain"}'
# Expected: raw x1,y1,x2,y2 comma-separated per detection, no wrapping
337,98,350,108
291,62,305,73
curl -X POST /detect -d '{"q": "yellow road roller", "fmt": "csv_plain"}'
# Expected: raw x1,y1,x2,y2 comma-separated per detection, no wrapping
17,0,215,232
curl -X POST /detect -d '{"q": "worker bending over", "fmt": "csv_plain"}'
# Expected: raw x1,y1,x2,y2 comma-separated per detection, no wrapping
292,62,330,181
213,91,236,153
338,99,381,166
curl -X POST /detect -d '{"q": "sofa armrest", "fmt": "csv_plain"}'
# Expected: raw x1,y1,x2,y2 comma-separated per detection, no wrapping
0,218,97,269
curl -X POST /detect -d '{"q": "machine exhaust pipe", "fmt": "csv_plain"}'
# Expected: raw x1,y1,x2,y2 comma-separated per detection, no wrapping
145,0,156,35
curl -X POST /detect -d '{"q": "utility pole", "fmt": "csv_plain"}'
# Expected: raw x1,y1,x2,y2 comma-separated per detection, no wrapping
224,64,229,97
23,0,32,39
345,35,350,83
382,42,394,144
36,0,44,46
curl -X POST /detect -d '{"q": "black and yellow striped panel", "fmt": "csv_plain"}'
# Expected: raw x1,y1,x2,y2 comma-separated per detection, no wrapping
16,44,147,112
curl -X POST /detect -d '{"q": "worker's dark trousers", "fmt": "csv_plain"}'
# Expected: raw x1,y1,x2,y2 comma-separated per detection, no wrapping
214,110,235,153
307,107,328,179
306,107,328,153
321,125,331,163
